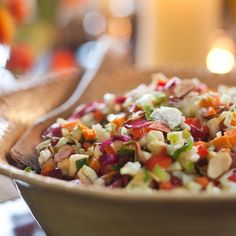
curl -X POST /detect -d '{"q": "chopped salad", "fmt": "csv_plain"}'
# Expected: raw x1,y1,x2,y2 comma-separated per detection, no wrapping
33,74,236,193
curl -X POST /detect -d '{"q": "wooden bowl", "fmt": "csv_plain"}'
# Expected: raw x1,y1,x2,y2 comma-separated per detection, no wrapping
1,54,236,236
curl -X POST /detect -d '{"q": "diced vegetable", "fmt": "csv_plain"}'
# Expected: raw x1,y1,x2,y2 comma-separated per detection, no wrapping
185,118,209,141
76,158,89,171
186,181,202,193
41,159,56,176
195,176,209,187
77,165,98,184
89,158,101,173
179,158,195,172
195,142,208,159
152,165,170,182
160,181,173,190
61,120,78,131
42,123,62,138
147,130,165,142
118,145,135,158
126,170,152,192
199,93,221,108
82,129,96,141
169,141,193,161
167,131,184,146
111,117,126,127
70,102,103,120
203,107,217,118
145,153,172,170
69,154,89,177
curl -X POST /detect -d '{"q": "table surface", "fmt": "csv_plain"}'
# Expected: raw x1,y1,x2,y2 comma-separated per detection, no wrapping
0,176,18,202
0,175,46,236
0,198,46,236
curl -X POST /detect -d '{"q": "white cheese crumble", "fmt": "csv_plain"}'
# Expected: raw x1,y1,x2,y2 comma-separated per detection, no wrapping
150,106,184,129
120,162,141,176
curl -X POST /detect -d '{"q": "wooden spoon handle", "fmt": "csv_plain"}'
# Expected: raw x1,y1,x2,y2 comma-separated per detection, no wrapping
0,69,81,168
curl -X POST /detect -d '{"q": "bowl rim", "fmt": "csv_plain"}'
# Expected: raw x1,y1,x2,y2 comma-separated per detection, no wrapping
1,161,236,203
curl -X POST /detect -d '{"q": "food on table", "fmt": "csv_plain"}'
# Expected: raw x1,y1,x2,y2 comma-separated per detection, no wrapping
33,74,236,193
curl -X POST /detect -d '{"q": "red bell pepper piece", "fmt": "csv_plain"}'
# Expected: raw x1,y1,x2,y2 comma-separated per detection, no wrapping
145,152,172,170
228,173,236,183
195,143,208,159
185,118,209,141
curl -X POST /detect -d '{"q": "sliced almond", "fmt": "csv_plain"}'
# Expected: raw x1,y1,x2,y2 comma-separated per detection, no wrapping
174,80,195,98
207,151,217,161
54,145,75,162
207,150,232,179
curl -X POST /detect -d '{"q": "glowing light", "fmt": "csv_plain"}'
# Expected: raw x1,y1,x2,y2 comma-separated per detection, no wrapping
109,0,135,17
206,48,235,74
207,30,235,74
83,11,106,36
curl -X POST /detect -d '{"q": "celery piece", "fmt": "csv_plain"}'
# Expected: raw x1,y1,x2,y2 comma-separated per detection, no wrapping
179,159,195,172
153,165,170,182
143,105,154,118
167,132,183,145
182,129,191,139
143,169,151,182
152,92,167,104
169,141,193,161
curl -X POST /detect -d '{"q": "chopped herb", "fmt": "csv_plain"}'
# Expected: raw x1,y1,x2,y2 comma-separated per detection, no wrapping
169,141,193,161
118,146,135,157
112,164,122,171
172,126,181,131
76,158,88,171
24,166,33,172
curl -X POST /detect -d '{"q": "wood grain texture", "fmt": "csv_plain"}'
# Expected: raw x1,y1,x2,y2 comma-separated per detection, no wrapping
0,69,81,163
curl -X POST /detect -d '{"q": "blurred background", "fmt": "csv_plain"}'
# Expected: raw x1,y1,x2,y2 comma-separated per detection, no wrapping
1,0,236,235
1,0,236,84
